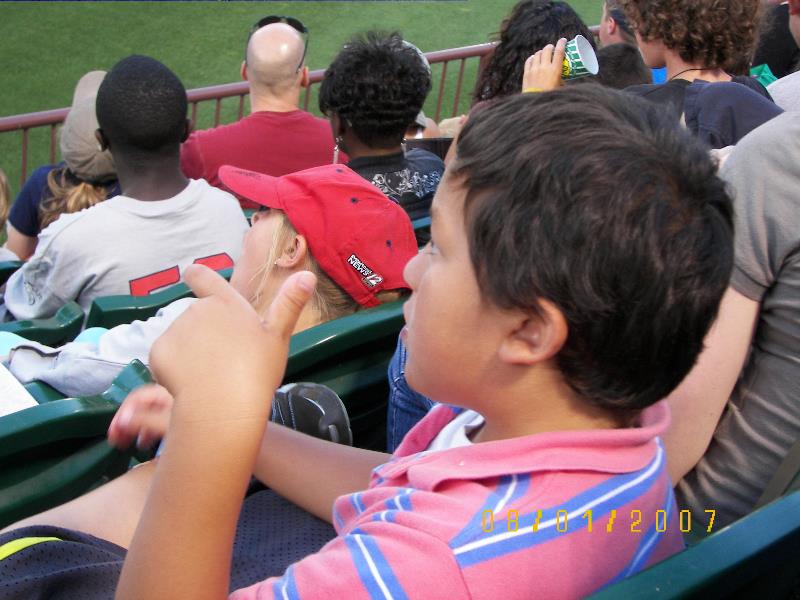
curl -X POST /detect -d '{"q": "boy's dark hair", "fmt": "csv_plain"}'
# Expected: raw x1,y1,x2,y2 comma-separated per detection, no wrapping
619,0,761,72
594,43,652,89
473,0,595,104
96,55,188,157
453,87,734,411
318,31,431,149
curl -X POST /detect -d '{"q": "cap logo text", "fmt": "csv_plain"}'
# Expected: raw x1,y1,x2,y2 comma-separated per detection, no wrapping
347,254,384,288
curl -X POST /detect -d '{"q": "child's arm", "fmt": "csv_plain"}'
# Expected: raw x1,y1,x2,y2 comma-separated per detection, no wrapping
116,265,317,600
109,390,391,525
252,424,389,522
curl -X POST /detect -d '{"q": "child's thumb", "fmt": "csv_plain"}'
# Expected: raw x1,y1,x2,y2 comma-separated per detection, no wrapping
263,271,317,341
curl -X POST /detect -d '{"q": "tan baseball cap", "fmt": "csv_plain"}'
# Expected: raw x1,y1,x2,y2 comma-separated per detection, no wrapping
60,71,116,183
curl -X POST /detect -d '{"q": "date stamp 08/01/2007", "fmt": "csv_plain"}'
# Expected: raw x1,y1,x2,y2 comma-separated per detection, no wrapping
480,509,716,535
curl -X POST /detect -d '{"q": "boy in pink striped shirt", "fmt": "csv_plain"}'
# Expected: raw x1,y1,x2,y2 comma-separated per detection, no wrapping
0,83,734,599
119,84,732,599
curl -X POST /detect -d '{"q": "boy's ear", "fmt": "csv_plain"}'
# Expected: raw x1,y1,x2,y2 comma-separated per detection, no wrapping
181,119,193,143
275,234,309,269
789,0,800,15
606,16,618,36
498,299,568,366
95,129,109,151
300,66,310,88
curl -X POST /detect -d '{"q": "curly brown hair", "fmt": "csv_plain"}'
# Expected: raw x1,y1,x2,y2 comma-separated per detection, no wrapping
619,0,761,71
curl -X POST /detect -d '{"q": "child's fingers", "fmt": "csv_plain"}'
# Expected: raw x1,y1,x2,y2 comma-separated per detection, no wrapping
540,43,555,65
554,37,567,63
108,384,174,449
262,271,317,344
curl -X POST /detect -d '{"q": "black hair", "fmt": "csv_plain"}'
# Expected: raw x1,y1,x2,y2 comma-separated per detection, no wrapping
96,55,187,157
319,31,431,149
587,43,652,89
453,87,734,411
473,0,595,103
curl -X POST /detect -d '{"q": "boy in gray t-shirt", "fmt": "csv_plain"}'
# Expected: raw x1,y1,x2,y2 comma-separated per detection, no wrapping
666,111,800,526
1,55,248,321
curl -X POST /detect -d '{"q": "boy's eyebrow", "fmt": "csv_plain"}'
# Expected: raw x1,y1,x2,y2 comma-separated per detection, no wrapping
429,205,439,224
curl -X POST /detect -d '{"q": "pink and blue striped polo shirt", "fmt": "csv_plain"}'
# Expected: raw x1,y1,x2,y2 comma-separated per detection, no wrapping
231,401,683,599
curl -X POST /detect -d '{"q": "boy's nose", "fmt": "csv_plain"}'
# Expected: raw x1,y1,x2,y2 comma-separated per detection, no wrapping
403,250,423,290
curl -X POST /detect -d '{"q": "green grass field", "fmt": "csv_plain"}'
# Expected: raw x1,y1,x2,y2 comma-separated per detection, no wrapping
0,1,601,195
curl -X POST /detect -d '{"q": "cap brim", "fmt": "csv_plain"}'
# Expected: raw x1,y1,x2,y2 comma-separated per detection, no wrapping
218,165,284,210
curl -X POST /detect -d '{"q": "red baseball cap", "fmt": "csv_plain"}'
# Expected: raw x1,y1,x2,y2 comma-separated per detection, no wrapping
218,164,417,307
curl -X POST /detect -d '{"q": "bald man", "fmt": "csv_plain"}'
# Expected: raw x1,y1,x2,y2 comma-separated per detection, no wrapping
181,22,338,209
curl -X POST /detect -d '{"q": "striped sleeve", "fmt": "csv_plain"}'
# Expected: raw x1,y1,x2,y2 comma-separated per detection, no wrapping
229,521,469,600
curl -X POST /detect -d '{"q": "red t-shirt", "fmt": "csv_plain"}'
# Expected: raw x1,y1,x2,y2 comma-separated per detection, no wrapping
181,110,339,209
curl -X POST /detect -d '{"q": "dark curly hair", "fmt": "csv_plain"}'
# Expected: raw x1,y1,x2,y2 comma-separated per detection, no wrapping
619,0,762,72
473,0,595,103
319,31,431,149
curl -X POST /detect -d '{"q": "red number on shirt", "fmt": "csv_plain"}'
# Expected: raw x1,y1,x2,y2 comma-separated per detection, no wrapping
128,253,234,296
193,253,234,272
129,266,180,296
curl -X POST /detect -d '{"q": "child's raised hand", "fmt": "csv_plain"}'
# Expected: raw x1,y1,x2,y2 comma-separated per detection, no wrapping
107,383,174,450
522,37,567,92
148,264,317,432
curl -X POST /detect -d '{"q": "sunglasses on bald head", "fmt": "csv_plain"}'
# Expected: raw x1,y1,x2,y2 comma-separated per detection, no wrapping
246,15,309,72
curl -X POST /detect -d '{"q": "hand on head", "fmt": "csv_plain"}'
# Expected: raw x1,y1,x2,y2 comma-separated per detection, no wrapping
522,38,567,93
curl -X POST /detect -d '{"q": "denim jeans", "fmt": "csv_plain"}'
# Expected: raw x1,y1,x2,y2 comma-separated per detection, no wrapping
386,336,436,452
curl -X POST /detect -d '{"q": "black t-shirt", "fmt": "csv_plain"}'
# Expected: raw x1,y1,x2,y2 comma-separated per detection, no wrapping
347,148,444,222
626,76,772,117
626,77,782,148
753,3,800,79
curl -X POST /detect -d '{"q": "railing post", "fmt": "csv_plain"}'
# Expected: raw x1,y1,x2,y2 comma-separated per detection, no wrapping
20,129,29,188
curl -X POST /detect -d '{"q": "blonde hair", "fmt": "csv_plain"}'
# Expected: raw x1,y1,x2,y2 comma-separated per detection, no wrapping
39,168,107,229
0,169,9,231
249,212,405,322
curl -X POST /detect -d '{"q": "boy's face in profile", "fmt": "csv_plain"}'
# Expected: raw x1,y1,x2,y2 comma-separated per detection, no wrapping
401,172,519,408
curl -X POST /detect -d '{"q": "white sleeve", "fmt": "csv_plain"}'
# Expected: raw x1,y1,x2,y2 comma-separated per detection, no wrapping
8,298,194,397
2,219,84,320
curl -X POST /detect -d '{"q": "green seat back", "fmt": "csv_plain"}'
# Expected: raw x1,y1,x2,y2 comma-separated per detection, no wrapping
0,260,23,285
285,299,405,450
85,267,233,329
0,360,153,527
0,301,84,346
588,490,800,599
412,216,431,247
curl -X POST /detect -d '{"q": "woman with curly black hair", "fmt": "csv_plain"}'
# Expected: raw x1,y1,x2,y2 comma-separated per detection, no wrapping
319,31,444,223
621,0,781,148
472,0,595,104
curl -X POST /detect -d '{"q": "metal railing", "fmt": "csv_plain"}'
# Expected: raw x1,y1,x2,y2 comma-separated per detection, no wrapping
0,25,599,188
0,42,496,188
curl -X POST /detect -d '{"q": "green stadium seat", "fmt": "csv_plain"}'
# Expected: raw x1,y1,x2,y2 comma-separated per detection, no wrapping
0,260,23,285
285,299,405,450
588,490,800,599
85,267,233,329
0,301,84,346
0,299,405,526
0,360,153,527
